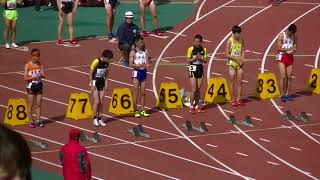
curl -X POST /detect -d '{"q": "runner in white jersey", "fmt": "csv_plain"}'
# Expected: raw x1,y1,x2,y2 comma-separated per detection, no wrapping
129,36,151,118
276,24,297,102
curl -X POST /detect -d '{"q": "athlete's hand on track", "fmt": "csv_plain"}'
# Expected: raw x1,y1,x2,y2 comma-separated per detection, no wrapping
91,86,96,92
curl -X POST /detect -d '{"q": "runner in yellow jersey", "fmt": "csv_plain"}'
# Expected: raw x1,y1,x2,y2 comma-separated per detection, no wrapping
225,25,246,106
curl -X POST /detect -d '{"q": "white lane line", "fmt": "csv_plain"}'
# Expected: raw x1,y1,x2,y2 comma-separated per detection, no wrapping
281,125,293,129
283,1,320,5
224,5,265,8
172,114,183,119
0,45,29,51
224,109,234,114
203,39,212,43
206,144,219,148
251,117,263,122
196,0,207,20
164,76,174,80
267,161,280,166
142,33,169,39
311,133,320,137
259,68,269,72
289,147,302,151
304,64,315,68
230,130,240,134
166,31,187,37
315,47,320,68
205,123,213,127
161,59,171,63
259,138,271,143
236,152,249,157
273,104,283,109
212,72,222,76
245,50,262,54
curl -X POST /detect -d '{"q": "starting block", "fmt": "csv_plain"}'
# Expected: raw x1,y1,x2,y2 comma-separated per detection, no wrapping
282,110,296,121
79,131,101,144
227,115,254,127
181,121,208,133
298,112,309,122
28,139,48,149
127,124,150,138
282,111,310,122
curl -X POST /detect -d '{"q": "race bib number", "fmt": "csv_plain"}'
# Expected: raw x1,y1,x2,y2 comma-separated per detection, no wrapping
96,68,106,78
132,70,138,78
276,54,282,61
231,51,241,57
7,2,16,9
189,65,197,72
26,83,32,89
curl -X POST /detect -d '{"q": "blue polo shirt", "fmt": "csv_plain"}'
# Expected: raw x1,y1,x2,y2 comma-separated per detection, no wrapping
116,22,140,47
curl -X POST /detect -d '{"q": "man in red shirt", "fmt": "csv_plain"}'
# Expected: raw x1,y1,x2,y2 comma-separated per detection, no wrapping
60,128,92,180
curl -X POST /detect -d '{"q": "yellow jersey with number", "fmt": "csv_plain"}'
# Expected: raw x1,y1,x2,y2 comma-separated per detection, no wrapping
229,37,242,57
227,37,243,69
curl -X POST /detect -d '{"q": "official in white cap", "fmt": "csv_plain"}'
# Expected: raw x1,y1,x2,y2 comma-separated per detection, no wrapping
116,11,140,67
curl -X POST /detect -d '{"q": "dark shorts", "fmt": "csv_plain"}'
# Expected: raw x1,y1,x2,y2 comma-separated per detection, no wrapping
132,69,147,82
94,78,105,91
26,82,43,95
61,1,74,14
188,64,203,79
104,0,117,8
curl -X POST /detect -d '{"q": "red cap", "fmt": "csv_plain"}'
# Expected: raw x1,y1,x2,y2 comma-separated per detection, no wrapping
69,128,81,140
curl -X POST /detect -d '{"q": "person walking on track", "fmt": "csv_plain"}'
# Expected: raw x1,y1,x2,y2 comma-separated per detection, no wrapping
129,35,151,118
139,0,162,37
60,128,92,180
225,25,246,106
276,24,297,102
57,0,79,45
2,0,21,49
24,48,46,128
89,49,113,126
187,34,208,114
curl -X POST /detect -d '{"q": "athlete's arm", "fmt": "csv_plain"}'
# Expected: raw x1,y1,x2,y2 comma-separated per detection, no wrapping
145,50,152,66
240,39,245,63
129,50,142,68
89,60,98,87
291,35,297,54
40,66,46,79
186,47,197,63
201,47,208,64
73,0,79,14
